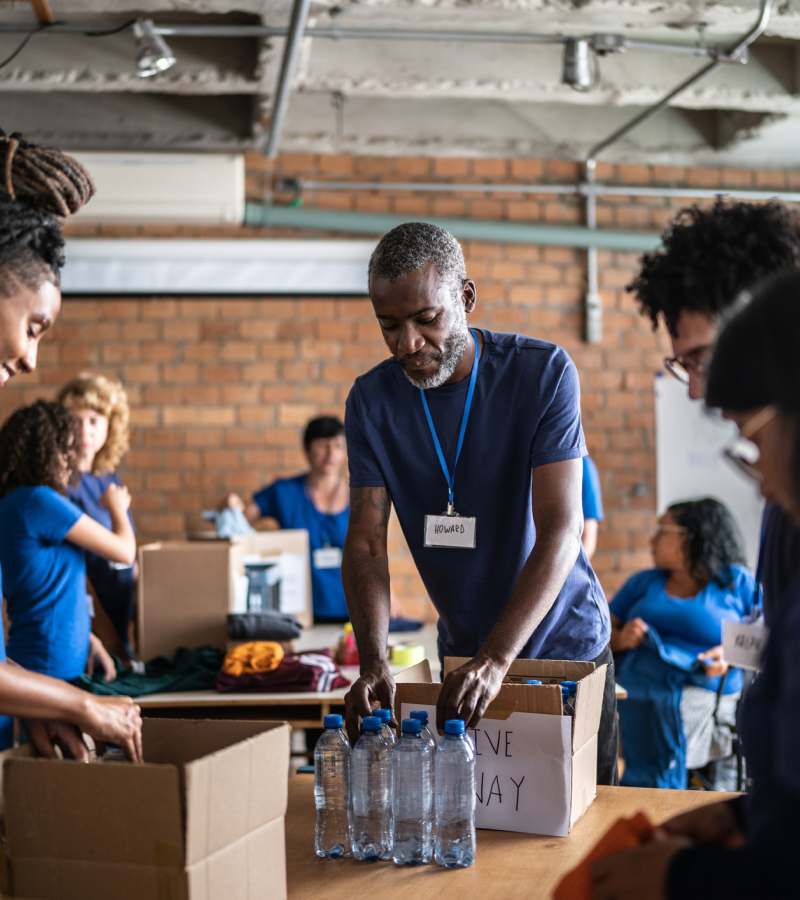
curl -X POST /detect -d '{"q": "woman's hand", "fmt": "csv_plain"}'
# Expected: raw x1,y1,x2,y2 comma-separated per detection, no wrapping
661,801,745,847
697,645,729,678
87,633,117,682
615,617,649,651
224,493,245,512
591,834,690,900
21,718,92,761
99,483,131,515
78,695,143,762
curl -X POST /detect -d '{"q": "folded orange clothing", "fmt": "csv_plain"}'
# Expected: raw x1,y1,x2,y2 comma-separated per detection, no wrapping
553,812,655,900
222,641,284,677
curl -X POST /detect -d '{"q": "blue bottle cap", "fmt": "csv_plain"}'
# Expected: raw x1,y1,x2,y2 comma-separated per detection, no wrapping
323,714,343,729
445,719,466,735
563,681,578,695
375,709,392,722
561,685,569,695
410,710,429,724
361,716,381,732
402,719,422,734
525,680,542,685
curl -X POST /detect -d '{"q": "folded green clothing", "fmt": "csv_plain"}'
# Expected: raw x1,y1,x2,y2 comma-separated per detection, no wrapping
72,646,224,697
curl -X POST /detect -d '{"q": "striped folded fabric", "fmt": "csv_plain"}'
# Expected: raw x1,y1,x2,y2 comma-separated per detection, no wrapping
216,647,351,694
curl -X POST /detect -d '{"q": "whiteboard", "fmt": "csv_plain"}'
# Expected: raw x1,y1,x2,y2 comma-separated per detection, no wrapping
655,373,763,569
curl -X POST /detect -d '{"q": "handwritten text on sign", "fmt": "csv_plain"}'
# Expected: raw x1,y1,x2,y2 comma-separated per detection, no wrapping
723,619,769,671
400,702,572,836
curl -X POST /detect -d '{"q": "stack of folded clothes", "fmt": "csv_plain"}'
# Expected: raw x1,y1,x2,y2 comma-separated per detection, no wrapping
216,644,350,693
227,610,302,642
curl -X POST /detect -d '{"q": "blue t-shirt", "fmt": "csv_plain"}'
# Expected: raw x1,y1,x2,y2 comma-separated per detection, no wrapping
68,472,135,644
582,456,604,522
0,487,88,681
610,565,757,693
345,328,610,662
253,474,349,621
0,562,12,751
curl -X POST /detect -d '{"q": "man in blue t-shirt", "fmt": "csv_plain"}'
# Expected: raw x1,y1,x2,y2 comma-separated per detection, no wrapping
343,223,616,784
581,455,604,560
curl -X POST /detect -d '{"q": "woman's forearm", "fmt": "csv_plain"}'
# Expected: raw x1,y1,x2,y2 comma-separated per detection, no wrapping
2,660,94,726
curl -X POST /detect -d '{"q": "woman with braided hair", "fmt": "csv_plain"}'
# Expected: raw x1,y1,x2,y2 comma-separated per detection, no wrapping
0,131,142,762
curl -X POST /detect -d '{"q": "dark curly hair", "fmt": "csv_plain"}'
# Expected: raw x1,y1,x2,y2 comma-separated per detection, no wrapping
667,498,745,586
628,199,800,337
0,130,95,300
0,400,81,499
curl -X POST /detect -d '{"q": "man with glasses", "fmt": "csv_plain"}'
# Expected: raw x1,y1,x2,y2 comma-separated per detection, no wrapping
629,197,800,620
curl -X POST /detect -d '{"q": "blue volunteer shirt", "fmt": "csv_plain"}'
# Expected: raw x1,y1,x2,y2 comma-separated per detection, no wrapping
0,486,88,681
0,563,12,751
253,475,349,621
582,456,604,521
345,328,610,662
68,471,135,645
610,565,757,693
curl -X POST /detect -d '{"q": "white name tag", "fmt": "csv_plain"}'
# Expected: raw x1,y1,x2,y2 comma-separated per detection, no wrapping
722,619,769,671
424,515,477,549
312,547,343,569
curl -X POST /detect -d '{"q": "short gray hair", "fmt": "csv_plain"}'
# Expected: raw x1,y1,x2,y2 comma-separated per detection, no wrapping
368,222,467,299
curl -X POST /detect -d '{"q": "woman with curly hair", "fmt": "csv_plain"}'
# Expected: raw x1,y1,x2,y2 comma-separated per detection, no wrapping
609,497,757,789
0,400,135,689
0,131,141,762
57,374,135,656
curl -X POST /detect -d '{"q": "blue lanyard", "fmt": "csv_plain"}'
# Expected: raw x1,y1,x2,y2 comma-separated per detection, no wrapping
420,328,479,514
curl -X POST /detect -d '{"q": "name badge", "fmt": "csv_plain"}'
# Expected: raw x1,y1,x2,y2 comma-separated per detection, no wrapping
722,619,769,671
313,546,343,569
424,515,477,549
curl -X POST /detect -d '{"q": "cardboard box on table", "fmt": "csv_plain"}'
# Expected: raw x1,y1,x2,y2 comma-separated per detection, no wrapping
1,718,290,900
395,657,606,837
137,531,312,661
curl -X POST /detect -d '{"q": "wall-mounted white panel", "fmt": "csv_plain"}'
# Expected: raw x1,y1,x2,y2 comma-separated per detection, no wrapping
61,240,375,295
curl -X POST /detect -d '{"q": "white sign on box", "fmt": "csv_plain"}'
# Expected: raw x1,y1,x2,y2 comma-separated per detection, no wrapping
723,618,769,671
399,703,573,837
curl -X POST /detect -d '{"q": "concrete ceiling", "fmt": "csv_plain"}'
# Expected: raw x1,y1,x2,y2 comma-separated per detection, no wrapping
3,1,800,166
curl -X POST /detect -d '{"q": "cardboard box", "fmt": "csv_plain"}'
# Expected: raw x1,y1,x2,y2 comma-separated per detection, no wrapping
2,718,291,900
395,657,606,837
138,531,312,661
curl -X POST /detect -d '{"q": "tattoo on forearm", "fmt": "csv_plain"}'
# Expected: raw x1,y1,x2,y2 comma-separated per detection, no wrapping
350,487,391,541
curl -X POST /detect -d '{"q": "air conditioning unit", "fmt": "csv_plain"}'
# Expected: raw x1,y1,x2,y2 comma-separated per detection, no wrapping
69,152,245,225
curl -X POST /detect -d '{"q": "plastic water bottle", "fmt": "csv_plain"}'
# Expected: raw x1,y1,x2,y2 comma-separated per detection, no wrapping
434,719,476,869
410,710,437,796
375,708,397,745
562,681,577,717
352,716,393,862
314,714,352,859
392,719,433,866
525,679,542,685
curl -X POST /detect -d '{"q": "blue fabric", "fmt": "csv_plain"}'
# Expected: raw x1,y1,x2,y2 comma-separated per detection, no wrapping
610,565,757,694
253,475,349,621
68,472,136,646
581,456,604,521
345,328,610,662
757,502,800,625
0,560,13,752
0,487,87,681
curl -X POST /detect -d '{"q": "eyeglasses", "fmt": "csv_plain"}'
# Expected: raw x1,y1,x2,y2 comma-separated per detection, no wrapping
663,348,713,385
653,524,688,538
721,405,779,484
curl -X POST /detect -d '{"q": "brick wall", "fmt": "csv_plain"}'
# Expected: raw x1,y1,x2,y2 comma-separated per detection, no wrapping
4,152,794,619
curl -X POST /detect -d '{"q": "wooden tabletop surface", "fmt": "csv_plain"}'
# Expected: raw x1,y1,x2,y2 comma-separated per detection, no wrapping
286,774,735,900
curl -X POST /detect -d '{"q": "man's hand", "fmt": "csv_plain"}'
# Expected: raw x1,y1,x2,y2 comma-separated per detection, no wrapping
87,633,117,682
22,718,92,762
697,645,729,678
617,617,649,651
345,663,395,745
591,834,690,900
436,654,506,733
78,695,143,762
661,801,744,847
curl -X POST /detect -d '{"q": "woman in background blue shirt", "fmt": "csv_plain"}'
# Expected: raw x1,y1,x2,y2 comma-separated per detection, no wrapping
581,455,604,559
57,374,135,657
228,417,349,622
610,497,756,789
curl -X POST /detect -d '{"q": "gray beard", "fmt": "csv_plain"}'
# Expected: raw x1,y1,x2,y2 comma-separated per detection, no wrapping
399,310,471,390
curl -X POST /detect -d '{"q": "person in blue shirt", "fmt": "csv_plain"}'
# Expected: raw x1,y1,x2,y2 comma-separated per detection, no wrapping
57,373,136,658
581,455,604,560
0,135,141,762
591,269,800,899
340,223,617,785
228,416,350,622
0,401,137,684
609,497,756,789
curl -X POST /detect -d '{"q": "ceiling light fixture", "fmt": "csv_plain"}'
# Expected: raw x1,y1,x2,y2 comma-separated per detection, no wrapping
134,18,176,78
562,38,596,92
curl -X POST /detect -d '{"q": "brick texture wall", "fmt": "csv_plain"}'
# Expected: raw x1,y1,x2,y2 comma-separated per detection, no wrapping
4,152,794,620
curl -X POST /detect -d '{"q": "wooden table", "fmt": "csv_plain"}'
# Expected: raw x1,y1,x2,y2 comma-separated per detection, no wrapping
286,774,736,899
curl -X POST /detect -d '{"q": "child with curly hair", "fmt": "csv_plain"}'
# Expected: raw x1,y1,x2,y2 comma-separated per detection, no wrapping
57,374,135,657
0,400,135,686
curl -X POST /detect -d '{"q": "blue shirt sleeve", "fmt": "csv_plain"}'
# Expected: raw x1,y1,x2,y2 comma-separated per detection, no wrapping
530,348,587,469
582,456,604,521
252,482,280,520
25,487,82,545
345,381,387,488
609,570,656,622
